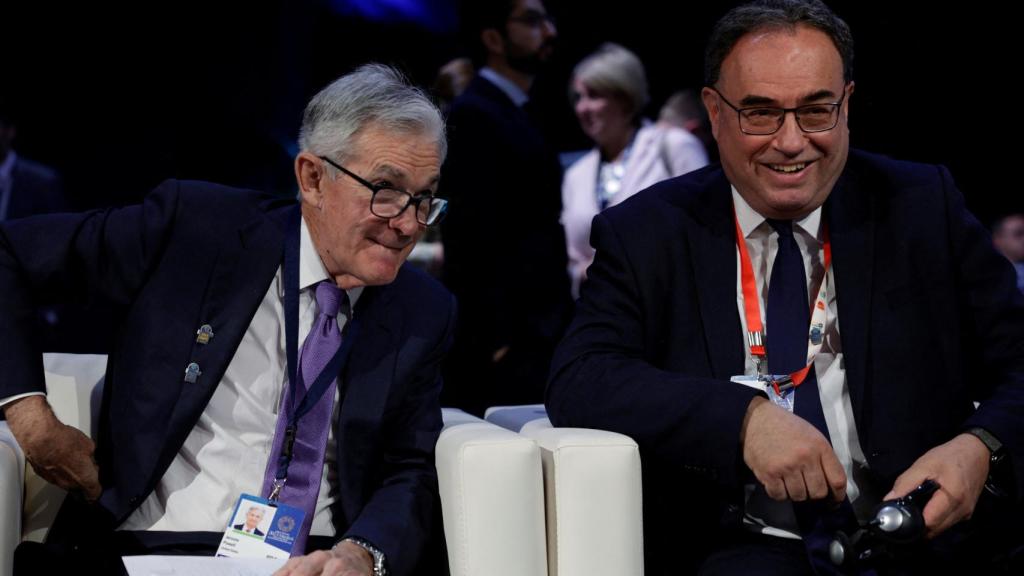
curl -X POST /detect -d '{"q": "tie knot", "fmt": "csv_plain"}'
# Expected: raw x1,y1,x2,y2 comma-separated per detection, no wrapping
314,281,346,318
767,218,795,239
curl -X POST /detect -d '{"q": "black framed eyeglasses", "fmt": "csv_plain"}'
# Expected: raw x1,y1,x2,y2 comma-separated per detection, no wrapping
318,156,448,226
709,86,847,135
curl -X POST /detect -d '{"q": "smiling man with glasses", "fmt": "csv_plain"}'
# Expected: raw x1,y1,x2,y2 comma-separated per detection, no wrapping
2,63,454,576
547,1,1024,574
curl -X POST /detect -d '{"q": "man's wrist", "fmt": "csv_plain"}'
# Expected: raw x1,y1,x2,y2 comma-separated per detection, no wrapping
964,427,1011,498
341,537,387,576
964,427,1004,462
3,395,56,445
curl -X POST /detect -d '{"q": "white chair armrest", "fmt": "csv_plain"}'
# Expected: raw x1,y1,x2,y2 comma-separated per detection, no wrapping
0,422,25,576
520,426,644,576
437,410,547,576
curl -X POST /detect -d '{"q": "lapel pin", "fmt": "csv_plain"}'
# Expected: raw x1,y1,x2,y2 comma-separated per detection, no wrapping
184,362,202,384
196,324,215,345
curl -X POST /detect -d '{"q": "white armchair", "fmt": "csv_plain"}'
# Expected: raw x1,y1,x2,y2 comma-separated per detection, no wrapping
437,408,548,576
485,405,645,576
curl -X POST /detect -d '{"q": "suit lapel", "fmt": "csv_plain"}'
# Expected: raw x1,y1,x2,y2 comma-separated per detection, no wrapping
826,167,875,427
334,282,401,525
161,206,289,466
683,171,747,378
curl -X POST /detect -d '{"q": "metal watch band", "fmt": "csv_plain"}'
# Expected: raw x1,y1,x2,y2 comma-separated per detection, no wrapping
342,537,387,576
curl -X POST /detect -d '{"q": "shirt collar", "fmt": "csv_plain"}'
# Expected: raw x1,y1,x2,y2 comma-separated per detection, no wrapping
299,214,363,307
479,67,530,108
731,185,822,242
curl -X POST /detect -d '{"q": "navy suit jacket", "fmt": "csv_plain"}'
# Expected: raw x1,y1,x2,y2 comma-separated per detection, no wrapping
0,180,454,576
547,149,1024,571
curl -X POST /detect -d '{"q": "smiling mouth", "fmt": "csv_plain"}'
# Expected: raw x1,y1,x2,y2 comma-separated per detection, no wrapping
767,162,810,174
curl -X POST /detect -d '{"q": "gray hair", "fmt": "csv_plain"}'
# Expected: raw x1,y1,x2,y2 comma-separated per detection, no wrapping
704,0,854,87
572,43,649,121
298,63,447,163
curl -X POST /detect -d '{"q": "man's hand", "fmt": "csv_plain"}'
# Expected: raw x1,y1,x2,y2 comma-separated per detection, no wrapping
884,433,989,539
741,396,847,503
3,395,100,500
273,541,373,576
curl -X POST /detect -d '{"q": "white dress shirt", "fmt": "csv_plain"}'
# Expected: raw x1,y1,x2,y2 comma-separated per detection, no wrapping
478,67,529,108
120,216,362,536
732,188,877,538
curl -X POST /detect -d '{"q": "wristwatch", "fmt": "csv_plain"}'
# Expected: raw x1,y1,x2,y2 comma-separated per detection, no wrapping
342,537,388,576
965,427,1009,498
966,427,1005,462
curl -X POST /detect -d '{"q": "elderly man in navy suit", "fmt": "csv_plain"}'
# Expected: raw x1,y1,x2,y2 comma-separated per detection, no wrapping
1,64,453,576
548,1,1023,574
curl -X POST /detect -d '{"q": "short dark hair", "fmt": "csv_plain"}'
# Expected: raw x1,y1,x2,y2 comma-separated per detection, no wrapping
704,0,854,87
459,0,520,65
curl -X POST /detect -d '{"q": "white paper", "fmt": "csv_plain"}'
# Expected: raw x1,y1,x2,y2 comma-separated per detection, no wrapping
122,555,287,576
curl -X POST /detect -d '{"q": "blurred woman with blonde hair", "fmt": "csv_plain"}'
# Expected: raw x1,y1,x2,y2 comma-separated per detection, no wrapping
563,43,708,297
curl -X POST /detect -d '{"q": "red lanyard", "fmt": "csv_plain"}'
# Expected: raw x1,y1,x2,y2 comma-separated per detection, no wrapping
733,206,831,395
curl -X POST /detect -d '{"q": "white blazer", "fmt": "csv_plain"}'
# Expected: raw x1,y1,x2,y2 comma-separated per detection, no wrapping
561,122,708,297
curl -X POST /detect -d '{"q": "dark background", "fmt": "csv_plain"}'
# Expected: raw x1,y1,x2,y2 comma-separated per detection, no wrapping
4,1,1018,225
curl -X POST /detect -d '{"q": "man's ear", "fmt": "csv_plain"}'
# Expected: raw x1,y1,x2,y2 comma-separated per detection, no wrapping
295,151,326,208
481,28,505,57
701,87,721,142
842,81,855,123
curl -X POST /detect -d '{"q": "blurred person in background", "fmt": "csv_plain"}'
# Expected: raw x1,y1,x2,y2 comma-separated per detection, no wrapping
440,0,573,415
562,43,707,297
658,88,717,162
993,213,1024,292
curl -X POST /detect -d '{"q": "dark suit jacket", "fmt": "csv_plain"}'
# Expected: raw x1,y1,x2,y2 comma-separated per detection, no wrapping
547,149,1024,572
0,180,455,576
233,523,265,537
3,155,69,220
440,75,572,414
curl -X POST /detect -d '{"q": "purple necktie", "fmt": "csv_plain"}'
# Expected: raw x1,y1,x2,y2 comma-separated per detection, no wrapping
262,280,348,553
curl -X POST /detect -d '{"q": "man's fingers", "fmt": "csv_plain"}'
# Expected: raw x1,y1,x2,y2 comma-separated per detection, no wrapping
803,464,830,500
820,452,848,502
80,472,102,501
288,551,331,576
921,490,957,539
762,476,787,500
884,466,929,501
272,556,303,576
783,472,808,501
